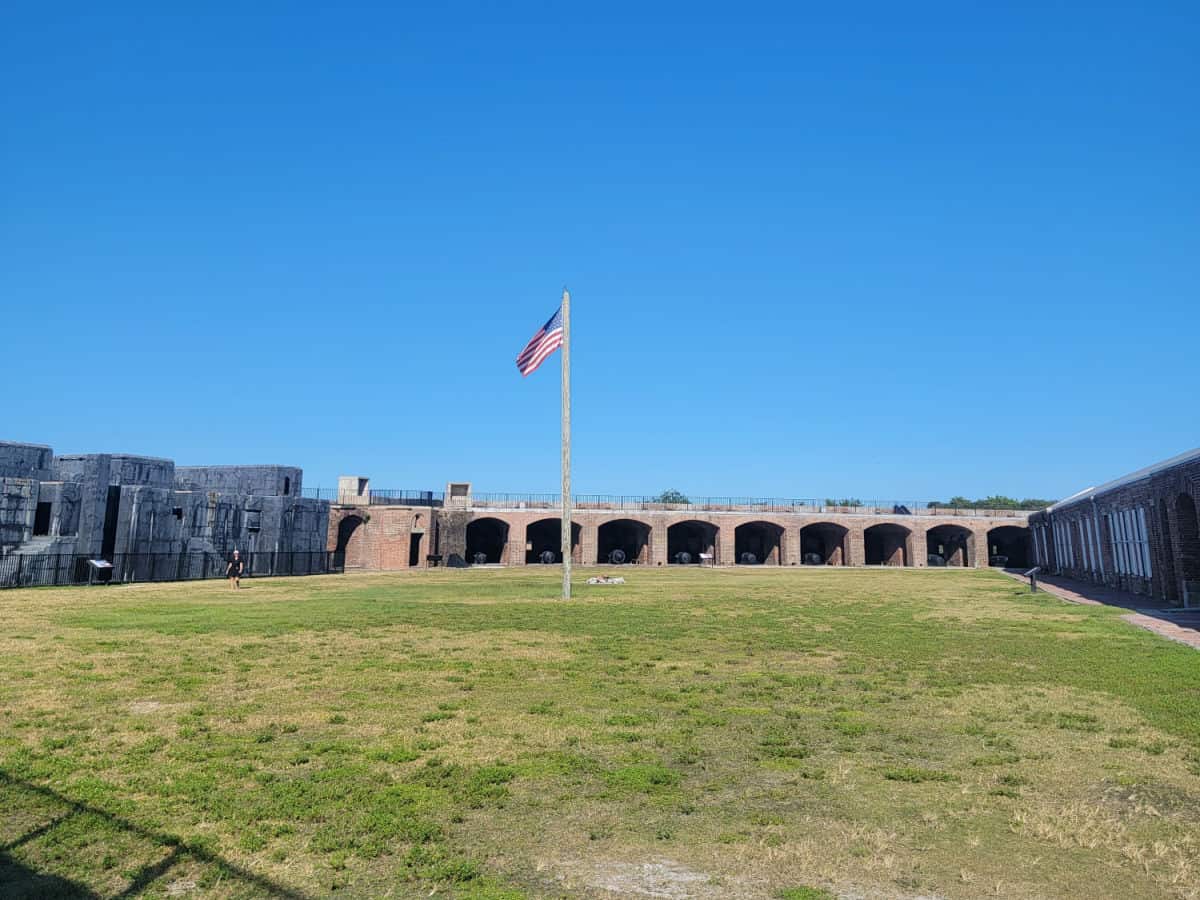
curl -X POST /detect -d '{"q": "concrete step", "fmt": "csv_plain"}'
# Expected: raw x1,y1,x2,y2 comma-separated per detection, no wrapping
13,537,58,555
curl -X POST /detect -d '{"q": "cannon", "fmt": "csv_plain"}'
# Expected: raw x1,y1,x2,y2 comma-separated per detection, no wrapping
740,552,757,565
472,551,488,565
607,548,627,565
538,550,556,565
802,552,823,566
673,551,692,565
927,554,946,567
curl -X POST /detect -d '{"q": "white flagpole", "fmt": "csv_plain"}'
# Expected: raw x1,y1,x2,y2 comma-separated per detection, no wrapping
561,287,572,600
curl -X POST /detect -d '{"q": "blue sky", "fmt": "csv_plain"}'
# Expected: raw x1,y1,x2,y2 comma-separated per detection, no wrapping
3,2,1196,501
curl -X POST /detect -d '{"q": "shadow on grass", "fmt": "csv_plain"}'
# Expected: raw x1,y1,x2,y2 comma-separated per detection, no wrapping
0,770,309,899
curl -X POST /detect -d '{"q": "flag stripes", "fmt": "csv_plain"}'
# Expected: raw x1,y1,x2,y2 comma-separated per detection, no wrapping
516,305,564,376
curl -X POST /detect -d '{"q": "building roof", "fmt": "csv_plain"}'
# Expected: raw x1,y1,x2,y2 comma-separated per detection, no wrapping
1046,446,1200,513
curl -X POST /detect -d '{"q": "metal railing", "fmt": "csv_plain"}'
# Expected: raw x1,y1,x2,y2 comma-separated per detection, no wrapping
305,488,444,506
302,487,1040,517
467,494,1036,518
0,551,343,590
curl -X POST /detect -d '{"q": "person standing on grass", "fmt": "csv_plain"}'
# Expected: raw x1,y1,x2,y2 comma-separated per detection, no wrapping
226,550,244,589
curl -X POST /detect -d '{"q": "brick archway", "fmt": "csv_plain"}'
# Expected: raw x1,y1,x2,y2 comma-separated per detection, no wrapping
525,517,582,564
597,518,651,564
800,522,849,565
334,514,367,569
734,521,784,565
865,523,911,566
926,524,973,567
1159,502,1178,603
987,525,1030,568
667,520,718,564
1174,493,1200,604
466,517,509,565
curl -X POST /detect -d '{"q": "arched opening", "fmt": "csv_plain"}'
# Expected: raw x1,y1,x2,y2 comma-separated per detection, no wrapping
800,522,849,565
925,524,973,567
986,525,1030,568
865,524,911,566
525,518,582,564
667,520,718,564
597,519,651,565
466,517,510,565
735,521,784,565
335,515,366,569
1159,503,1178,603
1174,493,1200,606
283,476,291,496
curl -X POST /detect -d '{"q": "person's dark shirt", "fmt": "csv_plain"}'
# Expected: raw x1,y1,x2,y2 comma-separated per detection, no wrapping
228,557,243,574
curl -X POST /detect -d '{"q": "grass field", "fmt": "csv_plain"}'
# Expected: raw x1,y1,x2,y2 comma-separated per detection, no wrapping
2,568,1199,900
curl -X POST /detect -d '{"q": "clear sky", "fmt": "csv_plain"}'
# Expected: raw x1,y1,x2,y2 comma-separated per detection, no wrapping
3,2,1196,502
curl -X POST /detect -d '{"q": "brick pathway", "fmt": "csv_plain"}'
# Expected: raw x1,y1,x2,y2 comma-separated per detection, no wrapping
1002,570,1200,650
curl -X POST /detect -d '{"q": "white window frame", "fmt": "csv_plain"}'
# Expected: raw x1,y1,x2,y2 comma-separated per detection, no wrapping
1138,507,1152,577
1115,511,1128,575
1126,510,1141,577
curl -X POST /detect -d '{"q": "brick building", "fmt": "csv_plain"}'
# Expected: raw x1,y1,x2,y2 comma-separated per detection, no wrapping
327,478,1032,572
1028,448,1200,606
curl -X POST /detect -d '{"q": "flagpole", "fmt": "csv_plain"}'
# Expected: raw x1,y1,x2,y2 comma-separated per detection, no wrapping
561,287,572,600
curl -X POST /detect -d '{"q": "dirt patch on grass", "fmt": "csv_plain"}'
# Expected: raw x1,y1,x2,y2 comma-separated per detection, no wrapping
555,857,726,898
128,700,167,714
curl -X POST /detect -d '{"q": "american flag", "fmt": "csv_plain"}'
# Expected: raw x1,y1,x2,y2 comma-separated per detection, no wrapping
515,305,564,376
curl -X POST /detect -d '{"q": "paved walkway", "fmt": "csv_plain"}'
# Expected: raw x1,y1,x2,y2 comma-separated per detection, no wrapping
1003,570,1200,649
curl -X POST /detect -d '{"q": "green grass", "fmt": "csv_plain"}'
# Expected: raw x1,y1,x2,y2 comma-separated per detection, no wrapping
2,567,1199,898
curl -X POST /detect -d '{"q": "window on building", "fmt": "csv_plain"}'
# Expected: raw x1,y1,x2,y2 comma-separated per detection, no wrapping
1108,507,1151,578
1103,514,1112,571
284,476,290,496
1138,508,1152,576
1115,512,1126,574
1126,510,1139,576
1123,511,1131,575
